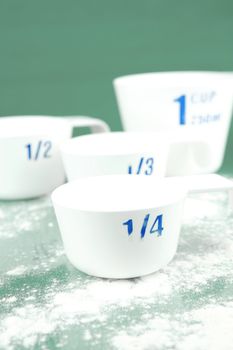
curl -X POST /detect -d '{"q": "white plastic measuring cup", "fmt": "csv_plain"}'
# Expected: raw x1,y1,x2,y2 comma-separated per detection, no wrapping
52,174,233,279
113,71,233,175
60,131,209,181
52,175,187,279
0,116,109,199
61,132,169,180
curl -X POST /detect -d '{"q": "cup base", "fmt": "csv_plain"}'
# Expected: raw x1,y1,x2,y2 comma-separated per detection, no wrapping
66,251,177,279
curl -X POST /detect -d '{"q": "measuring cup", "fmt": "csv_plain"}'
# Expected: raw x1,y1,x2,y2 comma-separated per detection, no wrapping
61,131,169,180
113,71,233,175
0,116,109,199
52,174,233,279
52,175,187,278
60,131,210,181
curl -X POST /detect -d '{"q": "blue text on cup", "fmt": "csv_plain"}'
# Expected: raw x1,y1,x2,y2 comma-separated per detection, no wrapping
123,214,163,239
25,141,52,160
174,92,220,126
128,157,154,175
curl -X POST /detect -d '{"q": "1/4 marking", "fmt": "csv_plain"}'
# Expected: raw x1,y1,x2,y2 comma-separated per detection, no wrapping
123,214,164,239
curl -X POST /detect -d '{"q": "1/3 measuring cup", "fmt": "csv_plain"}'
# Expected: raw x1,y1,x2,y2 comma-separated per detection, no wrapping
61,132,169,181
60,131,210,181
0,116,109,199
113,71,233,175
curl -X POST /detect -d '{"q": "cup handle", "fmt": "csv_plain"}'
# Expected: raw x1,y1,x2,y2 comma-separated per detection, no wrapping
167,174,233,212
166,132,213,176
67,116,110,133
168,174,233,194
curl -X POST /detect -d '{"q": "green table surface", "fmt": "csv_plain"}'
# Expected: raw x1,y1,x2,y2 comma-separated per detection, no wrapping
1,188,233,350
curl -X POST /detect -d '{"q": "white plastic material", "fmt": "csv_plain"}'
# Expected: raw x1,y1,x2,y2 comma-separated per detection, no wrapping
0,116,109,199
61,132,169,181
52,173,233,279
172,174,233,194
52,175,187,279
113,71,233,175
60,131,209,181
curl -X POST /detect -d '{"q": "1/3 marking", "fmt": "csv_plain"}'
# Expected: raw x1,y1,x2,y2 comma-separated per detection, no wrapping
128,157,154,175
25,140,52,160
123,214,163,239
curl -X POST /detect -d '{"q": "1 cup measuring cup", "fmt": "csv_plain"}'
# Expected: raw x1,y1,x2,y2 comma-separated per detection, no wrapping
0,116,109,200
60,131,210,181
52,175,187,279
113,71,233,175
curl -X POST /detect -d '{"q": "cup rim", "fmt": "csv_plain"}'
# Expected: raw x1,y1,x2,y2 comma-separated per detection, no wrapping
113,70,233,89
60,131,171,157
51,175,188,213
0,116,69,138
60,128,218,158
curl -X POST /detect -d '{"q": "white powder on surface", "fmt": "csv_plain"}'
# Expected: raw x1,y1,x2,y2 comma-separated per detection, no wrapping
0,208,5,219
112,303,233,350
0,197,51,239
1,297,17,304
0,191,233,350
6,266,28,276
0,273,174,348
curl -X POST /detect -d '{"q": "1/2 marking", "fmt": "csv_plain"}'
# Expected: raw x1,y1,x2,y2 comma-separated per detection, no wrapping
25,140,52,160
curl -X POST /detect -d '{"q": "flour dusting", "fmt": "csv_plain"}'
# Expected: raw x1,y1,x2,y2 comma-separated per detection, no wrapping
6,266,28,276
0,191,233,349
112,302,233,350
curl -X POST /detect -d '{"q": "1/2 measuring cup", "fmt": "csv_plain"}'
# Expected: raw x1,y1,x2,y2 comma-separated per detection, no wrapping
52,175,187,279
60,131,210,181
0,116,109,199
113,71,233,175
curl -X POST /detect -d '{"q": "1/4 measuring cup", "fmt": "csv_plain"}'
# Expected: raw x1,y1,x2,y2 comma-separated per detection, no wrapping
0,116,109,199
52,174,233,279
52,175,187,279
113,71,233,175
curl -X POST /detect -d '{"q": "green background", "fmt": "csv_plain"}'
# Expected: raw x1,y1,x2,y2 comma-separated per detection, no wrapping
0,0,233,173
1,3,233,348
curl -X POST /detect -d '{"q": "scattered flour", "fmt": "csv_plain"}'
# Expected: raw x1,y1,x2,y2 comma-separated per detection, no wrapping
0,191,233,349
0,197,52,239
112,303,233,350
6,266,28,276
